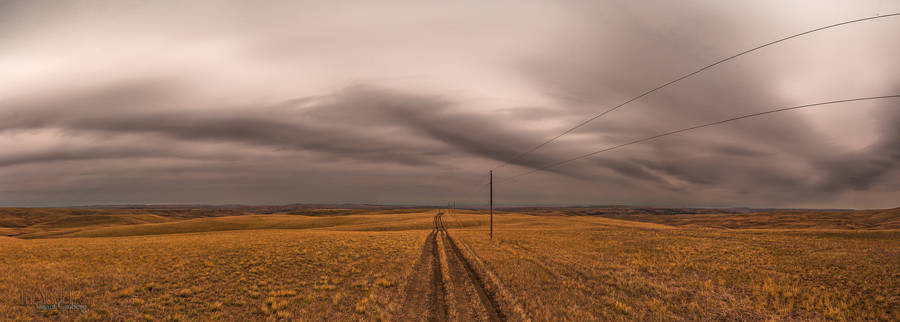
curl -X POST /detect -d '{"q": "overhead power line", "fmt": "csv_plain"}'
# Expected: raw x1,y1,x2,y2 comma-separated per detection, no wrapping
496,95,900,183
491,13,900,171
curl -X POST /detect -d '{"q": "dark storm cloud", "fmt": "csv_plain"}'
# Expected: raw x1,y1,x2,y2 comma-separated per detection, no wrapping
0,81,565,171
0,145,178,168
2,83,429,166
815,104,900,192
505,1,900,207
594,158,668,185
713,145,770,158
2,1,899,208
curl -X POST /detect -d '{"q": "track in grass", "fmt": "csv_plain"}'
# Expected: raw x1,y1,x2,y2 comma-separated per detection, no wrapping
435,212,504,321
429,220,449,321
398,211,504,321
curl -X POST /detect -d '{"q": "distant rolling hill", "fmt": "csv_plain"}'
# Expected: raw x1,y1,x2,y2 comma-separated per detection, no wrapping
591,208,900,230
2,206,898,239
0,206,438,238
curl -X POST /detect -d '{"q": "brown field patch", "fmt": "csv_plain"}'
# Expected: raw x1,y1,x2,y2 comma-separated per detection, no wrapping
0,229,424,320
2,207,898,320
447,212,900,320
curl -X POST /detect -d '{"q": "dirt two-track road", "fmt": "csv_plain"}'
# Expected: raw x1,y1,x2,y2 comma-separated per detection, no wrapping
395,211,505,321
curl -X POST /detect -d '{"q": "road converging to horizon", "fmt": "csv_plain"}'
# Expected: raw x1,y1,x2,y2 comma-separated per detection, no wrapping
396,211,505,321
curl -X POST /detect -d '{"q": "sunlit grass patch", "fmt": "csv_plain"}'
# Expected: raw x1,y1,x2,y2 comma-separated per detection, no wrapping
0,228,424,320
448,212,900,320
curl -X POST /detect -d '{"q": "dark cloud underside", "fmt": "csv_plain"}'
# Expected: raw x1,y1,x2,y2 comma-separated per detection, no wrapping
2,0,899,208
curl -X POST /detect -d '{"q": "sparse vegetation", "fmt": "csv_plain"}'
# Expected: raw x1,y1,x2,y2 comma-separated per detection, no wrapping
0,215,425,320
1,207,897,320
449,212,900,320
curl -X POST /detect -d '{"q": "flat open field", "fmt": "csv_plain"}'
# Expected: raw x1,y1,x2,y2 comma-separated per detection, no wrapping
449,211,900,320
1,207,898,321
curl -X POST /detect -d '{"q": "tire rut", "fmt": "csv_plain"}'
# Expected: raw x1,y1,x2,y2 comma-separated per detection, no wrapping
436,212,504,321
396,229,446,320
397,210,505,321
429,218,449,321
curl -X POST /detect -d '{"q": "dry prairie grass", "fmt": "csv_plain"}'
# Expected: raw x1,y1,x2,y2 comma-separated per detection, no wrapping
597,208,900,230
2,207,898,320
447,212,900,320
0,207,437,238
13,213,437,239
0,228,423,320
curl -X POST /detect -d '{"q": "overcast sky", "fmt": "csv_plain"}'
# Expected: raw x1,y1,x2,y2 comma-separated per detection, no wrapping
2,1,899,208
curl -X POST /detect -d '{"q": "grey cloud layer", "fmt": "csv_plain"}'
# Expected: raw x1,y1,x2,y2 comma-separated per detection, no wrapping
1,1,899,207
1,81,567,172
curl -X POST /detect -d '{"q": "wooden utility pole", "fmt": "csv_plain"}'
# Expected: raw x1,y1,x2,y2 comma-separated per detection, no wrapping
489,170,493,240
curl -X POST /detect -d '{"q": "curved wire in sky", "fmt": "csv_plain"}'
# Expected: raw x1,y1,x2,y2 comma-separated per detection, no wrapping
491,13,900,171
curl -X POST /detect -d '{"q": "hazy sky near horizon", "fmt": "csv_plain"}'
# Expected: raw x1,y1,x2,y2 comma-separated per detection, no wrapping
2,1,899,208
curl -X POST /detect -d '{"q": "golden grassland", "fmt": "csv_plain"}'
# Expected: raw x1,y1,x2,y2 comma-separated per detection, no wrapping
1,207,898,320
447,212,900,321
1,225,428,320
0,208,436,239
594,208,900,230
